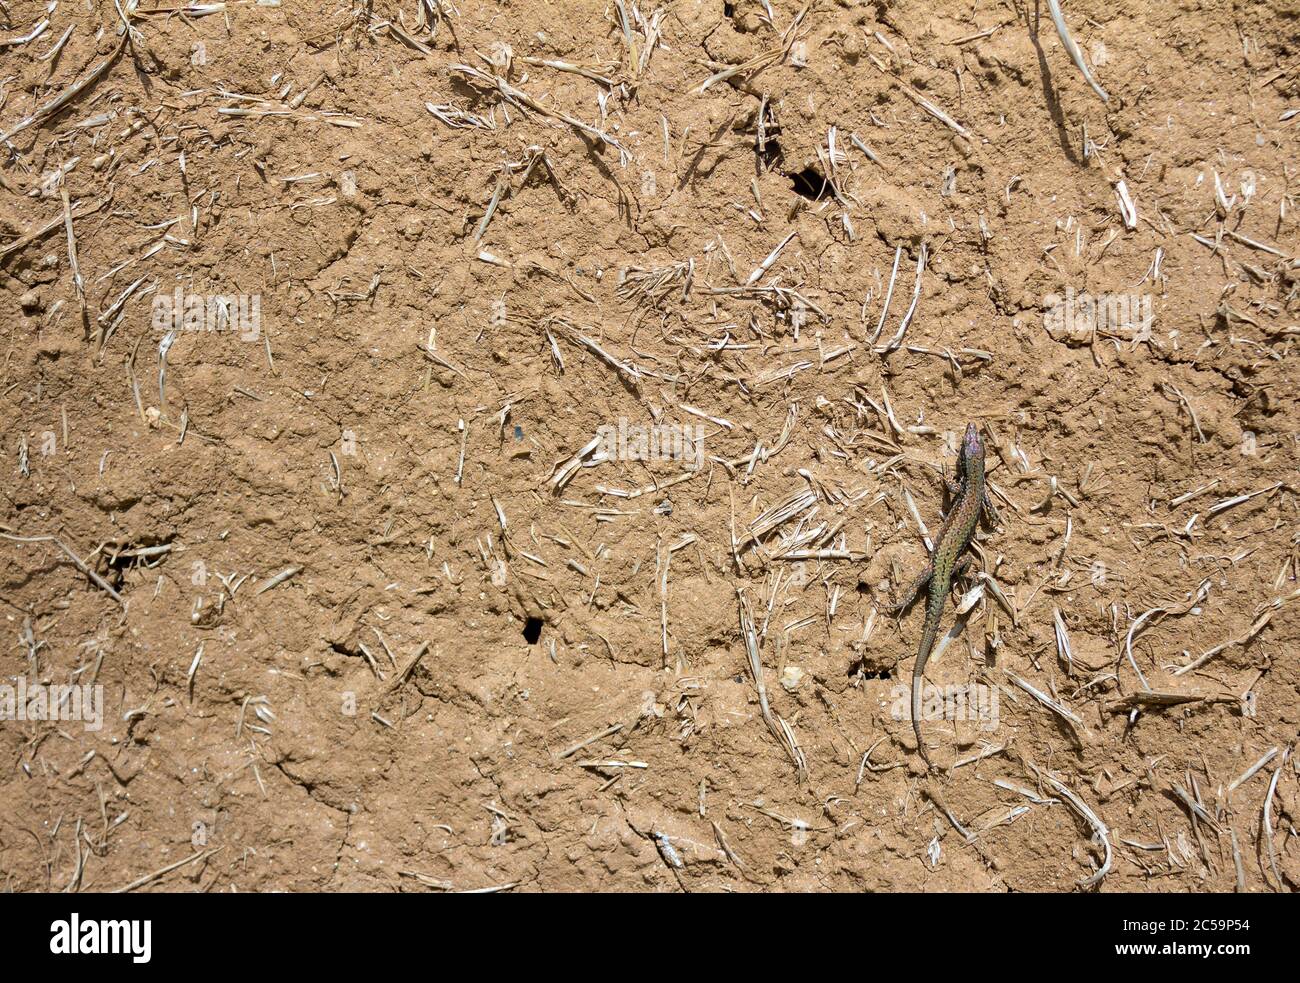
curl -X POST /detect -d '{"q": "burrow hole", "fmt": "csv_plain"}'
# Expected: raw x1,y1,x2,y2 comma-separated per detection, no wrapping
789,166,832,201
523,617,543,644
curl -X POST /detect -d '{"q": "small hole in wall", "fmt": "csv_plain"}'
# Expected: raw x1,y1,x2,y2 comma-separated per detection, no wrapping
523,617,543,644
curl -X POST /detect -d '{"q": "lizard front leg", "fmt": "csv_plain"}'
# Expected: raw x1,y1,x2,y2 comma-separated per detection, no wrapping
981,490,1001,528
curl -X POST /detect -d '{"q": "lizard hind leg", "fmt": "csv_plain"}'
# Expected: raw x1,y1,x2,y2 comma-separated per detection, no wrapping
950,556,973,598
887,562,933,617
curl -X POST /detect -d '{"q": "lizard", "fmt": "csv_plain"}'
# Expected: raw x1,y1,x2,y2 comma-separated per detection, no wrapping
889,423,999,770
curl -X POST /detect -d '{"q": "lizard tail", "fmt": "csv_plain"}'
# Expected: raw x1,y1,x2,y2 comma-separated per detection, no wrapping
911,602,945,769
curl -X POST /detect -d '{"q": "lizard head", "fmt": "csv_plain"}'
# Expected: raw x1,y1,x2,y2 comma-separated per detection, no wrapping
959,423,984,476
